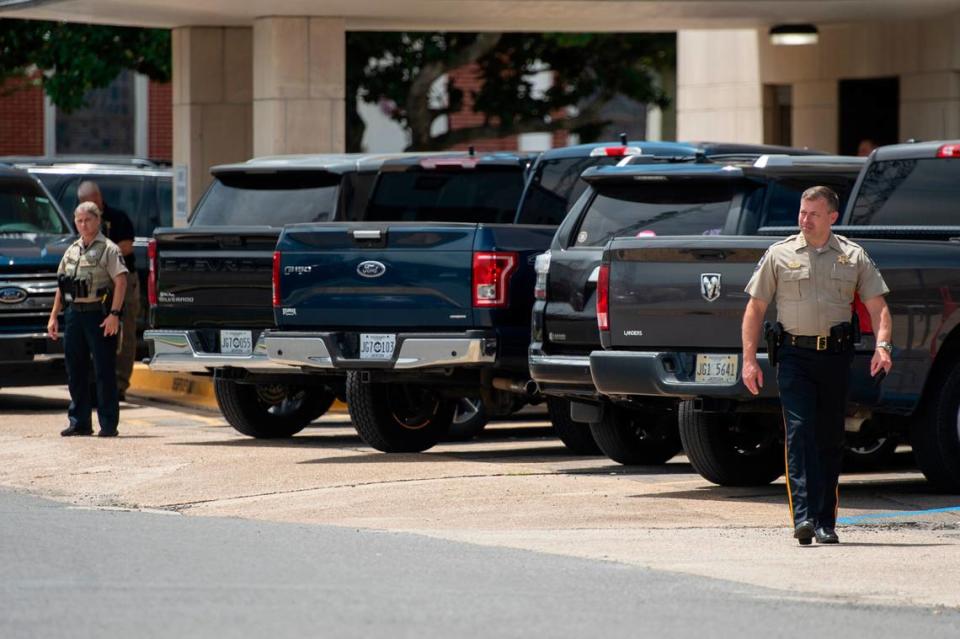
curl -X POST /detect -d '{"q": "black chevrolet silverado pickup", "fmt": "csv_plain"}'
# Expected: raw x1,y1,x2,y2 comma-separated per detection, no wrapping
531,153,864,459
590,140,960,490
145,154,396,437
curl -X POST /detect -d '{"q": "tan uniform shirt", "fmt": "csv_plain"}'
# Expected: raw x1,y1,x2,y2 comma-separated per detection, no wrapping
58,232,128,302
744,233,889,336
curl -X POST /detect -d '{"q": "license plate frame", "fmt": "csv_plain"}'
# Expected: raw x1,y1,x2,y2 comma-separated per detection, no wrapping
359,333,396,361
694,354,739,384
220,330,253,356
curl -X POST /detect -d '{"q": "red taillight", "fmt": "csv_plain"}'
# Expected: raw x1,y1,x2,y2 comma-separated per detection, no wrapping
597,264,610,331
272,251,281,307
472,251,518,308
589,146,643,157
937,143,960,158
147,238,158,307
852,294,872,335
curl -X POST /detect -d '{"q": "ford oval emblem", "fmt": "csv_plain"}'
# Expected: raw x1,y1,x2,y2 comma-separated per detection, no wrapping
0,286,28,304
357,260,386,278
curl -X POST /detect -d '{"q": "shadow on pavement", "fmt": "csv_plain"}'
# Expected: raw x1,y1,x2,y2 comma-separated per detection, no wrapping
0,392,71,413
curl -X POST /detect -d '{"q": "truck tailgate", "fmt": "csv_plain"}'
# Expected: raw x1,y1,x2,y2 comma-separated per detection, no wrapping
153,226,279,329
605,236,777,350
277,223,478,329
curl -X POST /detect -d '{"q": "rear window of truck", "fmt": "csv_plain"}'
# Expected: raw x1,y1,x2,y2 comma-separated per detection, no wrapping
848,158,960,226
191,172,340,226
0,178,69,234
571,182,735,247
516,156,621,226
364,169,525,224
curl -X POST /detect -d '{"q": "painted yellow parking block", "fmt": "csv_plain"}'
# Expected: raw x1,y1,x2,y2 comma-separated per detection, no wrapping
127,363,346,413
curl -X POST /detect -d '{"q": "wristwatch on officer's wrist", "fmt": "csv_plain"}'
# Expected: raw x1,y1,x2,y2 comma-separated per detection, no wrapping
109,309,122,318
876,341,893,353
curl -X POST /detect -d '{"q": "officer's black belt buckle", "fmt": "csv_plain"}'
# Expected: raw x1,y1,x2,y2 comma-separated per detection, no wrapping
816,335,828,351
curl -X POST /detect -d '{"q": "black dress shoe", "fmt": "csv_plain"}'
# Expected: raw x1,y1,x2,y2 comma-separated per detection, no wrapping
97,430,118,438
815,527,839,544
61,425,93,437
794,520,815,545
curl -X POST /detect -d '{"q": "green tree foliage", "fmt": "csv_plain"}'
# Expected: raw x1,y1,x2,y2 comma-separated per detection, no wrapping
0,19,170,112
347,32,674,151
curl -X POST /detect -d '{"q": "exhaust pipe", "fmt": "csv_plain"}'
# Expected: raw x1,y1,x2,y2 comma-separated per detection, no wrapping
492,377,538,397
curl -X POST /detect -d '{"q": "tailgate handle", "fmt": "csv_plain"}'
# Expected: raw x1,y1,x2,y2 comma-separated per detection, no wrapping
352,229,382,240
689,249,728,260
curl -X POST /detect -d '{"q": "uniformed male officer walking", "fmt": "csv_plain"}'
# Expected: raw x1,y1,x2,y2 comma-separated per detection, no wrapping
741,186,892,545
47,202,128,437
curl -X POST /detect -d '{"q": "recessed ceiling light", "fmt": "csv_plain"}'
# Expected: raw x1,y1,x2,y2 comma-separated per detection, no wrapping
769,24,819,46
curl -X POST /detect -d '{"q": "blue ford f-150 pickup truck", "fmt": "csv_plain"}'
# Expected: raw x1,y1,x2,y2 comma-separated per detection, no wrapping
0,167,73,388
590,140,960,490
265,152,545,451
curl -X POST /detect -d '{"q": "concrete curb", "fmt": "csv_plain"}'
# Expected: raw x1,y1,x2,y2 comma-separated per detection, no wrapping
128,363,347,413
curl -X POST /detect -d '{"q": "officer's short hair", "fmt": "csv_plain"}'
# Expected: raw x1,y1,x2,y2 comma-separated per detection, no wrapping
801,186,839,213
74,201,102,218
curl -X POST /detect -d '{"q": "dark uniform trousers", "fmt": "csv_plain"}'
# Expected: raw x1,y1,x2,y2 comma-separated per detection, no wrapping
777,343,852,529
64,304,119,432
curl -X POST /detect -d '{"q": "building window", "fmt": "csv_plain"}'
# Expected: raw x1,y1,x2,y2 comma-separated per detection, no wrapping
763,84,792,147
45,70,148,157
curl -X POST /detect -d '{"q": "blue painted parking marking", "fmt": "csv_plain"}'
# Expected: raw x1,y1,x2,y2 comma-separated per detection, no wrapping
838,505,960,525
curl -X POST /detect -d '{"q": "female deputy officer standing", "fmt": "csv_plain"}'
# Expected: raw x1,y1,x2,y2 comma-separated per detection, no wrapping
47,201,128,437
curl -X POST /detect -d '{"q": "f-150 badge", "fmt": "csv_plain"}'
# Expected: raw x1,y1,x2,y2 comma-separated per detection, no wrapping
700,273,721,302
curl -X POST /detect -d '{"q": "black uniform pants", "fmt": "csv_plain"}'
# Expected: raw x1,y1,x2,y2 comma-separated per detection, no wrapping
64,305,119,433
777,344,852,529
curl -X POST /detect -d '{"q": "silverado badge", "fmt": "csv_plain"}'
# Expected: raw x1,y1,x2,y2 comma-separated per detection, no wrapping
700,273,721,303
357,260,386,278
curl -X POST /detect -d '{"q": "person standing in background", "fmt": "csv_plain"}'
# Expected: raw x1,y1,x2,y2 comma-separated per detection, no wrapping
77,181,139,401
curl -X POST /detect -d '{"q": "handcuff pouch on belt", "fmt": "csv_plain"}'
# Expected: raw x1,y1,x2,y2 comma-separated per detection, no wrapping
763,320,784,368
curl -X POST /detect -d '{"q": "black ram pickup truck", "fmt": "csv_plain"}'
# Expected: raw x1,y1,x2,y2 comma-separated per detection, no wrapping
590,140,960,490
531,153,864,459
145,154,397,437
264,141,738,452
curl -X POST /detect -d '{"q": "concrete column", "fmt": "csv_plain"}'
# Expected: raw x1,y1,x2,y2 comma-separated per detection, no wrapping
172,26,253,218
676,30,764,144
253,17,345,156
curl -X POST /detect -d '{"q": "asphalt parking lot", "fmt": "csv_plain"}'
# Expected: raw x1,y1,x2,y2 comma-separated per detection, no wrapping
2,385,959,618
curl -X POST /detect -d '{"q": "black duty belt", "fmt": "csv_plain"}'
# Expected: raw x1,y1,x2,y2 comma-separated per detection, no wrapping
70,301,103,312
784,332,851,353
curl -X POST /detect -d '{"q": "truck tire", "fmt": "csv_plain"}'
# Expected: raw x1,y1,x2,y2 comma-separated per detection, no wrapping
589,405,681,465
346,372,455,452
214,378,335,439
547,397,600,454
678,400,784,486
843,434,899,471
445,398,489,441
911,360,960,491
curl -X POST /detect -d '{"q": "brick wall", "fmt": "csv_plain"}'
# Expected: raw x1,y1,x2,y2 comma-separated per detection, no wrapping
446,64,519,152
148,80,172,162
0,76,44,156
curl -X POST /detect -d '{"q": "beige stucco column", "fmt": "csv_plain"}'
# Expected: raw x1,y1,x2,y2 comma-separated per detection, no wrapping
676,30,765,144
253,17,346,156
172,26,253,217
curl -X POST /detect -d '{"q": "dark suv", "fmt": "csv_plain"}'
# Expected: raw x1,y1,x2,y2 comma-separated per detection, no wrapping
11,158,173,343
530,153,866,457
0,167,73,387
